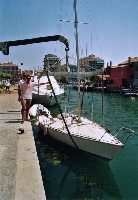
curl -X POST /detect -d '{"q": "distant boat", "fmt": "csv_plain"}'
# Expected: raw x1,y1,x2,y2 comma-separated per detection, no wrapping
32,75,64,107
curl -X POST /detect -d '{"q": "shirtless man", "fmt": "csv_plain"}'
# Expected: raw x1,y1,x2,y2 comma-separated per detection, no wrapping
18,74,49,123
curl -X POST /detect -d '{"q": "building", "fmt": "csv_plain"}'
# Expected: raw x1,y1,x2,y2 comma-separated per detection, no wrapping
101,57,138,90
0,62,21,82
80,54,104,72
68,64,78,82
118,57,138,87
106,65,130,89
43,54,60,72
94,75,110,87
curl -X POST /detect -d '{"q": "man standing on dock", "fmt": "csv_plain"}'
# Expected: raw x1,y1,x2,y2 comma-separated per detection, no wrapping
18,73,27,101
18,74,49,123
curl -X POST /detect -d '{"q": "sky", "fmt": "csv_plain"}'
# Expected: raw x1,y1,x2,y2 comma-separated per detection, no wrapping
0,0,138,71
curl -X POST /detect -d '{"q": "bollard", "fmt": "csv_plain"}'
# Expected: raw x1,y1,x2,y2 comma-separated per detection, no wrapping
17,128,24,134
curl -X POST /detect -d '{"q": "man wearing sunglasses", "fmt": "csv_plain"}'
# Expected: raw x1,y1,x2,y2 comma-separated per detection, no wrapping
18,74,49,124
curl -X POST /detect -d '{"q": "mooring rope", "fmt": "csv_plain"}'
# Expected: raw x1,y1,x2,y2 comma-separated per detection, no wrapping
45,71,80,150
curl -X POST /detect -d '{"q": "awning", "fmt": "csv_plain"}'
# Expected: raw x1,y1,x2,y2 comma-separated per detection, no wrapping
69,76,77,79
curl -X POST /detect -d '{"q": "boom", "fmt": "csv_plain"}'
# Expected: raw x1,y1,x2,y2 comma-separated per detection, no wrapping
0,35,69,55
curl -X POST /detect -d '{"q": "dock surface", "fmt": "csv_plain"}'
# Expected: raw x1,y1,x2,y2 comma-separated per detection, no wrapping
0,90,46,200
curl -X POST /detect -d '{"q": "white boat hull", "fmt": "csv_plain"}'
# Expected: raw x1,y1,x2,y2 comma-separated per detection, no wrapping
32,92,64,107
32,75,64,107
47,128,123,160
39,115,124,160
32,93,52,106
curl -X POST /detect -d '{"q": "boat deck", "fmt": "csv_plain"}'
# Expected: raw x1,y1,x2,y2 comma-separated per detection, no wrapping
47,116,123,146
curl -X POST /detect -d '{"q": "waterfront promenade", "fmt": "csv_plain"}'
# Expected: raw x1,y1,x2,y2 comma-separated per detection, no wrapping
0,89,46,200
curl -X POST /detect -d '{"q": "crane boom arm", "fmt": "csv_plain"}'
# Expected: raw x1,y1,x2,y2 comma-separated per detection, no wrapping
0,35,69,55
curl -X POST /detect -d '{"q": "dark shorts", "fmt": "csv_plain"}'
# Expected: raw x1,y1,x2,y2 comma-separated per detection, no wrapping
6,86,9,90
21,99,32,105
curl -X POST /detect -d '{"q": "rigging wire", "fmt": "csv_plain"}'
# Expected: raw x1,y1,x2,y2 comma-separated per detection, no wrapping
46,70,80,150
58,0,74,65
86,0,103,58
78,92,133,144
44,42,79,149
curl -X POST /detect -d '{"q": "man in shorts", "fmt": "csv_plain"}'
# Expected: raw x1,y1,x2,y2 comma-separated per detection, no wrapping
18,74,27,101
18,74,49,123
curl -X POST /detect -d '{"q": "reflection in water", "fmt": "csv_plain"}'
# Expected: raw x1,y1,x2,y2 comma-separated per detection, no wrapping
34,126,122,200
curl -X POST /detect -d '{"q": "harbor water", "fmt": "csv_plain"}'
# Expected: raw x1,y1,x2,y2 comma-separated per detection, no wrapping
34,88,138,199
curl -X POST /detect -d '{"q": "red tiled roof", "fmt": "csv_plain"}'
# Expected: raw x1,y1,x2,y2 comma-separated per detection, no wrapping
96,75,110,80
111,65,126,68
119,57,138,65
0,62,17,66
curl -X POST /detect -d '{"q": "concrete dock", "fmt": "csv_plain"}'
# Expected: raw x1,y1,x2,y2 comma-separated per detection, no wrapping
0,90,46,200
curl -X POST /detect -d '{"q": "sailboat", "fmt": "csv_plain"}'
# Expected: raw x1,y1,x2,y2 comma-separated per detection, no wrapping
32,74,64,107
37,0,130,160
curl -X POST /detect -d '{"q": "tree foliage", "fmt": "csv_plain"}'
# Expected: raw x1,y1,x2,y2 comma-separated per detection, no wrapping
89,71,102,82
0,72,12,79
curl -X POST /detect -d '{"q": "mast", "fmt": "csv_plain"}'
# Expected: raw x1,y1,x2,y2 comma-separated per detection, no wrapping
101,69,104,127
74,0,81,122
